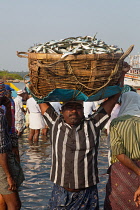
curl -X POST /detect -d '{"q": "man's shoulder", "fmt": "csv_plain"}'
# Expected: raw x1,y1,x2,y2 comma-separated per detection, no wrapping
14,96,20,101
86,106,109,122
93,106,108,116
27,97,34,104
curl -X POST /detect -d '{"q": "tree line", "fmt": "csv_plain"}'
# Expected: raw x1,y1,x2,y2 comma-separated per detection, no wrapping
0,70,28,80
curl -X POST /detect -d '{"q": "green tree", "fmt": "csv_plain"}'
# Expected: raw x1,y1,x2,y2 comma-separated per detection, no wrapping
0,70,23,80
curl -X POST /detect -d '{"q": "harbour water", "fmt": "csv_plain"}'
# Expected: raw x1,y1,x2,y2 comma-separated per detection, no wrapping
13,82,140,209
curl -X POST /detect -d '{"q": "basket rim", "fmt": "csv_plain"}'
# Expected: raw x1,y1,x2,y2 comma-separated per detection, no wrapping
17,51,123,61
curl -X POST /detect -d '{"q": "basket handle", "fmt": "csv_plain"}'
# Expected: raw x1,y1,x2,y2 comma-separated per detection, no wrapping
111,44,134,77
23,73,30,84
87,45,135,96
76,45,135,96
17,51,28,58
119,45,134,61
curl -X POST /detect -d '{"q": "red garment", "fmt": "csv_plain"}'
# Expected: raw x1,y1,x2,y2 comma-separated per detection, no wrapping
104,161,140,210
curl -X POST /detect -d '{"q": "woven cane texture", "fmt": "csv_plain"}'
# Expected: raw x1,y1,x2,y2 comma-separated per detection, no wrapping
26,53,123,98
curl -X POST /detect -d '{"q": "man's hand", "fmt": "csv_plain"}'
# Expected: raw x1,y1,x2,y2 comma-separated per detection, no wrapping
122,61,130,73
39,102,50,115
134,186,140,207
7,176,17,191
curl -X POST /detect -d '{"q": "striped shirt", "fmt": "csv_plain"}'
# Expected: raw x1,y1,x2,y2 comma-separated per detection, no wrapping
110,115,140,163
0,108,12,153
43,105,109,189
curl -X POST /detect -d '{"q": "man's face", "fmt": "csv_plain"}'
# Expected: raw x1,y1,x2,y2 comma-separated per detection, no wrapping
62,102,84,126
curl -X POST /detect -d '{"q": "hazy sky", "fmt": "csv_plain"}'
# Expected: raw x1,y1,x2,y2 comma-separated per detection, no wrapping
0,0,140,72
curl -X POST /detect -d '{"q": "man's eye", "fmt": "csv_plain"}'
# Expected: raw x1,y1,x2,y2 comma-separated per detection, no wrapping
76,106,82,109
67,106,73,109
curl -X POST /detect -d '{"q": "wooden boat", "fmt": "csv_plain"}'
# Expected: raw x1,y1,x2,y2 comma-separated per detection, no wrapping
124,55,140,90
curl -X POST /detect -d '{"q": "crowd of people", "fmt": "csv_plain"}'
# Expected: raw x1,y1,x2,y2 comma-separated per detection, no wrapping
0,61,140,209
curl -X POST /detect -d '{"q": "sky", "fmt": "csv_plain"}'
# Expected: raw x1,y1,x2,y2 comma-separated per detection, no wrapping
0,0,140,72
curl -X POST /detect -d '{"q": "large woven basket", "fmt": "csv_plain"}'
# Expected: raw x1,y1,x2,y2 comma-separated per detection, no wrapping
17,45,134,99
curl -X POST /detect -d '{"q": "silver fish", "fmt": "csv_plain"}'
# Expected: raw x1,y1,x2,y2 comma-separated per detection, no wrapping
28,35,124,56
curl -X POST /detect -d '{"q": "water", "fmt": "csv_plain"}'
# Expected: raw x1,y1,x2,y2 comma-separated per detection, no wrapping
12,82,25,90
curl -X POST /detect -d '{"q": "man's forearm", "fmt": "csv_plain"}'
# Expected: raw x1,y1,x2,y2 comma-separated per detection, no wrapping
39,102,50,115
102,61,130,115
0,153,12,178
117,71,125,87
116,154,140,175
102,69,126,115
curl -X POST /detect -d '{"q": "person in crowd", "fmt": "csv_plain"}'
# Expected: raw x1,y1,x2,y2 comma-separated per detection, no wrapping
26,95,46,145
21,90,30,128
38,62,130,209
4,84,20,162
104,91,140,209
104,84,137,166
0,81,24,210
14,90,26,137
83,101,96,118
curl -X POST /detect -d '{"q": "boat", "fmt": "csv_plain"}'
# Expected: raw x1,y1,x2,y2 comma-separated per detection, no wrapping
6,79,20,83
124,54,140,90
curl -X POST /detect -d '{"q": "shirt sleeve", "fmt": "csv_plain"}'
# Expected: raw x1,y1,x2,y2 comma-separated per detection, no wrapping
90,106,110,130
0,114,12,153
110,123,125,156
43,105,58,128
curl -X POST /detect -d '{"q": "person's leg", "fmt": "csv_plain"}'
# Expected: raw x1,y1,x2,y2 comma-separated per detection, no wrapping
0,194,7,210
41,127,48,136
2,191,21,210
17,131,22,137
28,129,35,145
34,129,40,145
16,119,26,137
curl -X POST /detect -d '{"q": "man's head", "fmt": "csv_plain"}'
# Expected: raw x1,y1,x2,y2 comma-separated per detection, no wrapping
61,101,84,126
17,89,24,95
118,91,140,117
5,84,14,98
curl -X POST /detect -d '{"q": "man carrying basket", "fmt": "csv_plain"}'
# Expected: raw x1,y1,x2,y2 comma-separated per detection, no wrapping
37,62,129,209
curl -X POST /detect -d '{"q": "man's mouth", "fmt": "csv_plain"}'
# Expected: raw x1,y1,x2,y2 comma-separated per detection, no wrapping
69,114,77,118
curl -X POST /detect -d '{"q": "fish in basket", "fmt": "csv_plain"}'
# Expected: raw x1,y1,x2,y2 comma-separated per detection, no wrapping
17,36,134,102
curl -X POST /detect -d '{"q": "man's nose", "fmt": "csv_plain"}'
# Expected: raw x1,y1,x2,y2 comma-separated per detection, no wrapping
71,108,77,112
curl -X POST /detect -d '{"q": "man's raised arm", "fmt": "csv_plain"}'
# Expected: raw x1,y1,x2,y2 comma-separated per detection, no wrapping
102,62,130,115
39,102,50,115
